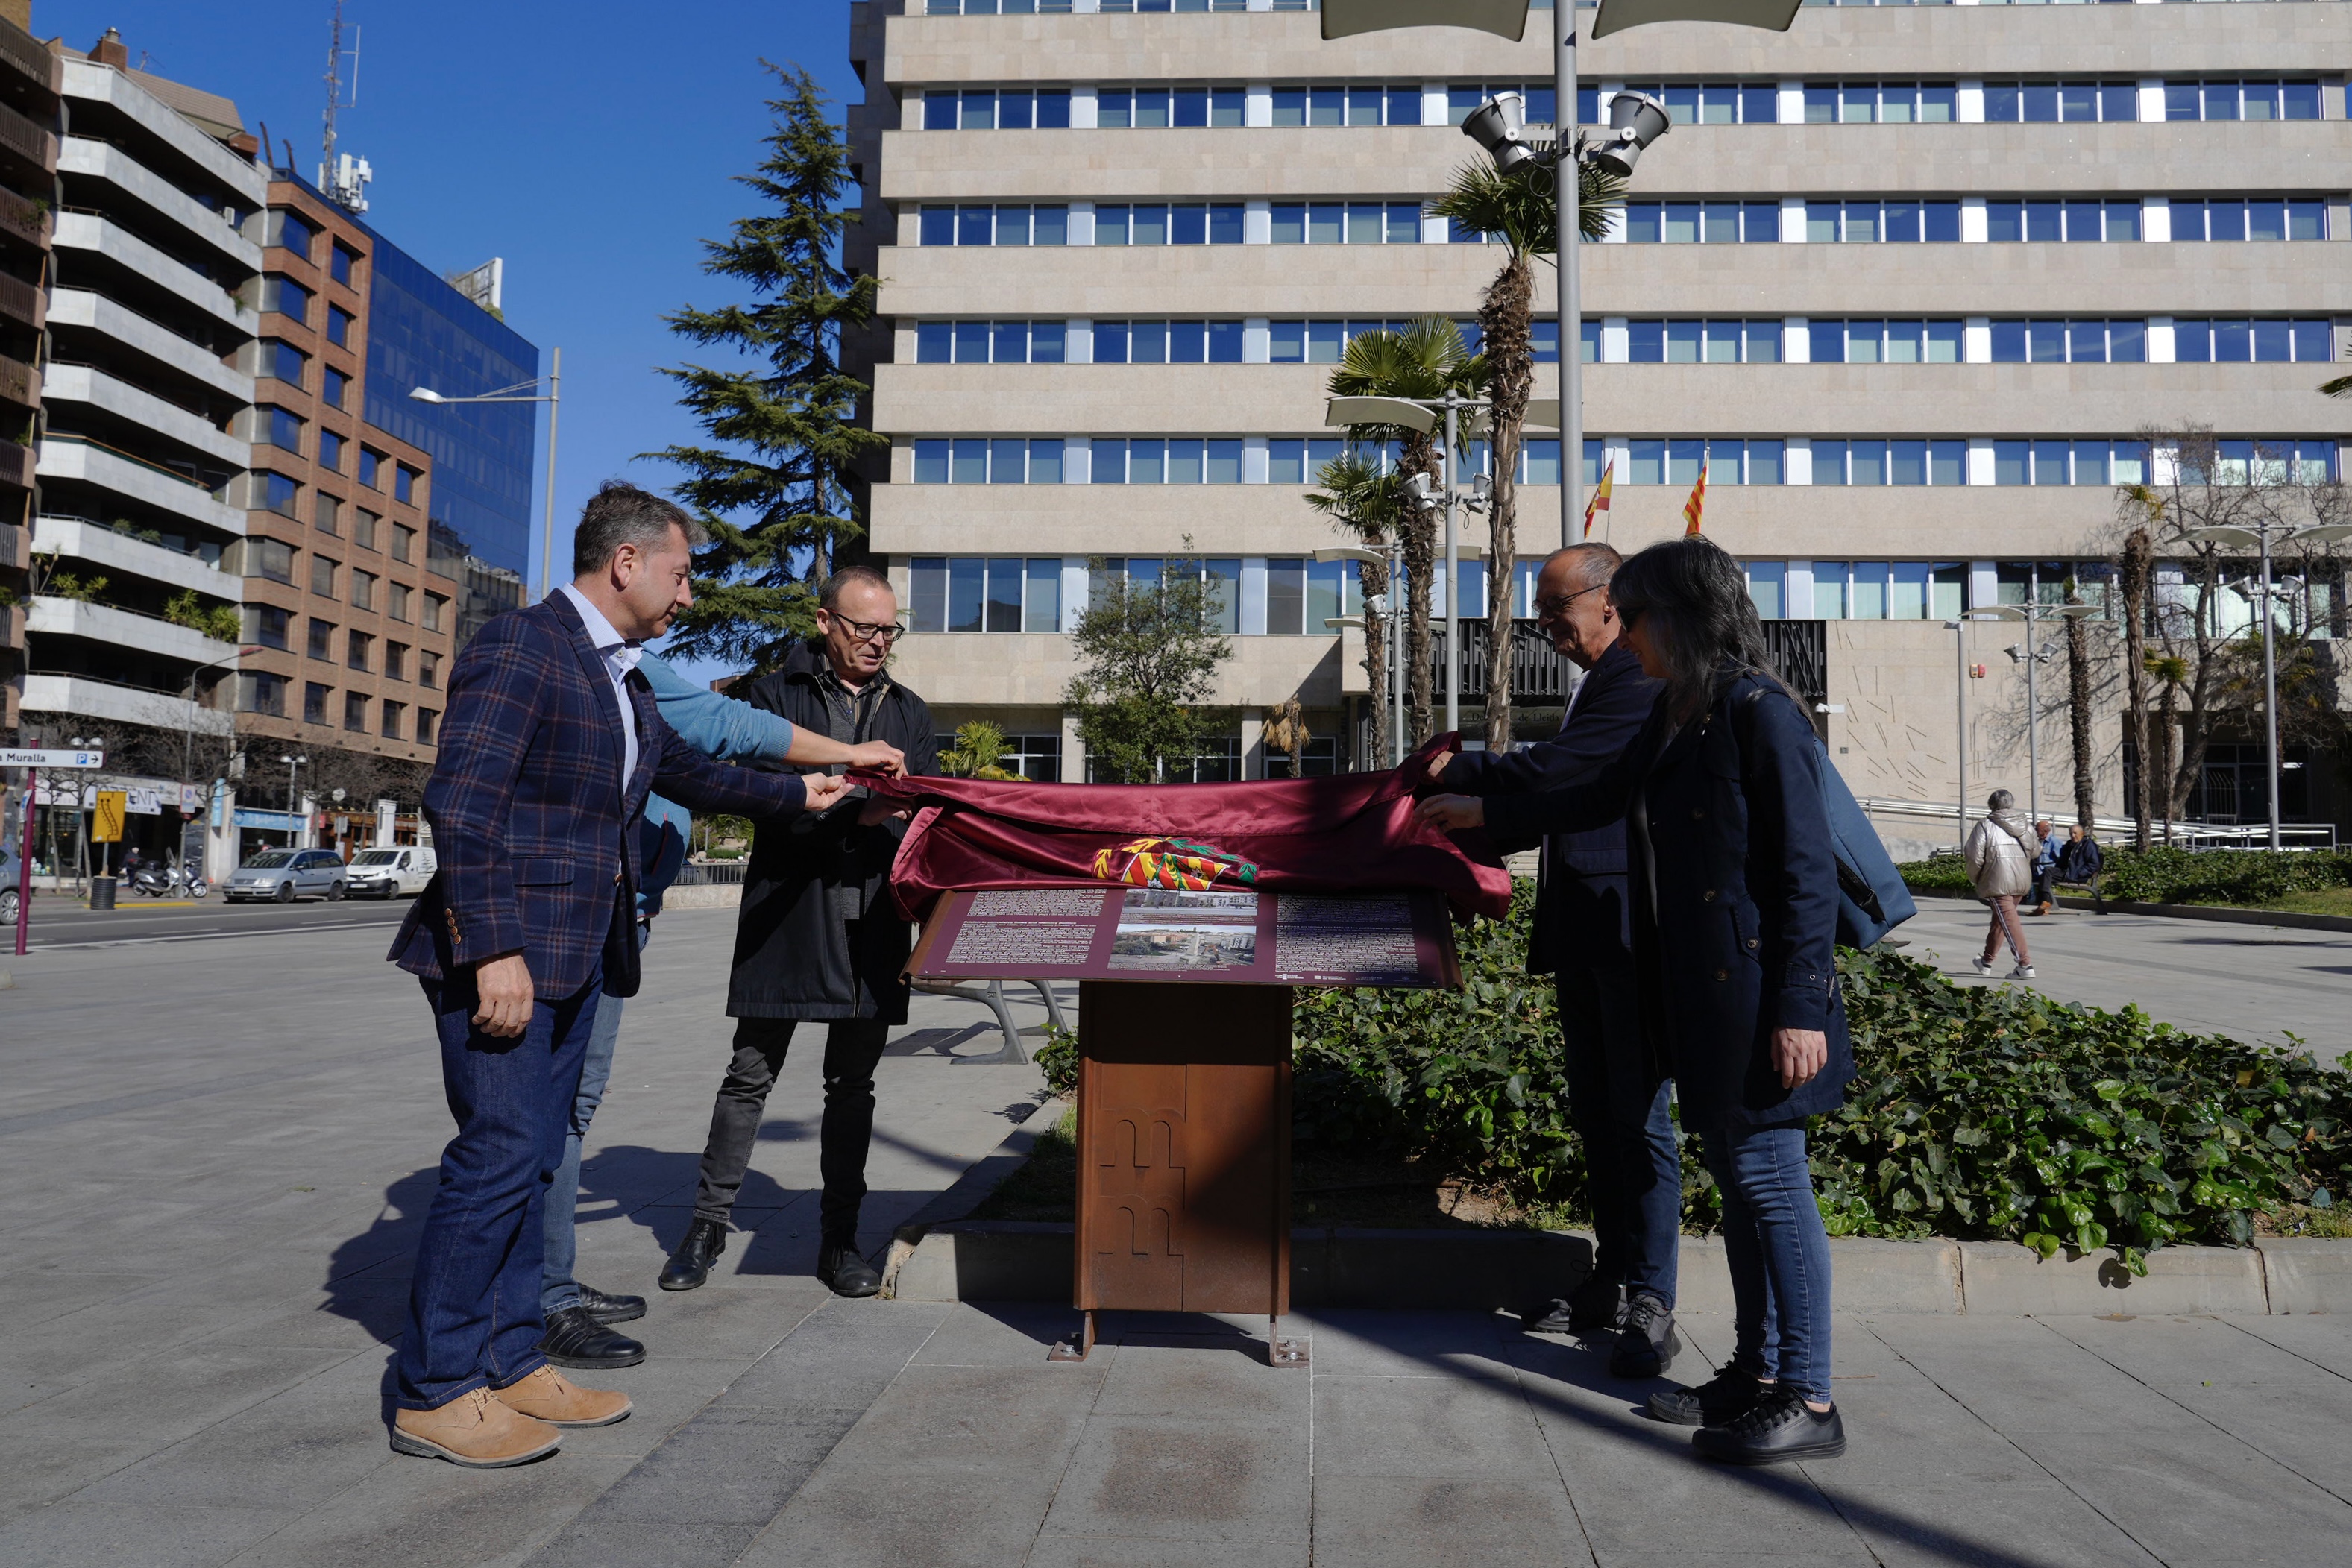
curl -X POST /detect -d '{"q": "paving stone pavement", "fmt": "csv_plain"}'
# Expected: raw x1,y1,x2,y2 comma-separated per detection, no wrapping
4,909,2351,1565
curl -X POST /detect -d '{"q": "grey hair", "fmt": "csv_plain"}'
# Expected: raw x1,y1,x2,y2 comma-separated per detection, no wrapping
819,564,894,611
572,480,705,577
1987,789,2015,810
1545,542,1623,591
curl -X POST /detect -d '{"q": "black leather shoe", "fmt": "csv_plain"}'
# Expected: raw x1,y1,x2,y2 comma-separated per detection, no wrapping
1692,1387,1846,1464
817,1237,881,1298
1609,1291,1681,1379
658,1218,728,1292
577,1283,646,1324
1650,1361,1769,1427
1523,1275,1625,1335
538,1305,646,1369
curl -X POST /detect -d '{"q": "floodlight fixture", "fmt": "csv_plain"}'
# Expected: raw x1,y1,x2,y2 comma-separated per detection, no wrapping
1460,91,1536,174
1590,90,1672,179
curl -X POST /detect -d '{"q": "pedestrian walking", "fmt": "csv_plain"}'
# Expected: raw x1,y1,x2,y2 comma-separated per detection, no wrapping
383,482,848,1469
535,650,906,1373
1422,544,1680,1377
1963,790,2037,980
661,564,940,1300
1416,535,1855,1467
2026,819,2059,916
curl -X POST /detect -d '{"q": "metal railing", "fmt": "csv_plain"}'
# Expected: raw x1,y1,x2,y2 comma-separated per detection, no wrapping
1858,796,2338,853
670,859,749,886
1421,617,1831,708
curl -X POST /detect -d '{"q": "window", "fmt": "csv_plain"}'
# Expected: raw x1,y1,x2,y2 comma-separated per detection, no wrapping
1093,203,1251,245
917,318,1071,364
304,681,331,724
1980,81,2139,124
1089,320,1248,365
1081,438,1245,485
263,473,301,519
415,708,438,744
310,554,337,595
312,492,340,535
2172,318,2334,364
380,700,405,740
922,86,1075,130
327,306,353,347
239,670,287,717
262,276,311,324
1981,200,2144,244
330,242,359,286
394,465,418,503
912,438,1070,484
1802,200,1962,243
353,510,379,551
265,407,304,451
2169,199,2327,243
908,557,1063,633
919,204,1072,245
2166,80,2323,122
248,535,294,582
267,341,306,385
422,593,447,632
318,431,345,473
308,617,335,658
1622,319,1785,364
419,649,440,689
358,448,382,488
347,629,372,672
245,603,289,650
385,640,408,680
350,569,377,611
344,692,368,732
1617,201,1785,243
1808,439,1967,485
392,523,415,563
322,367,348,409
270,208,318,260
1265,438,1348,484
388,581,411,621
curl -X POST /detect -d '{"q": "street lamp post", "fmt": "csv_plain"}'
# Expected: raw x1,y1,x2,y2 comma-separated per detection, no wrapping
410,346,562,601
279,754,307,846
2184,520,2352,851
183,646,262,788
1315,545,1402,767
1978,595,2097,824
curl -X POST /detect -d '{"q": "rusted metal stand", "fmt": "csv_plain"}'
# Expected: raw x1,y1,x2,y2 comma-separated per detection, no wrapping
1048,980,1305,1368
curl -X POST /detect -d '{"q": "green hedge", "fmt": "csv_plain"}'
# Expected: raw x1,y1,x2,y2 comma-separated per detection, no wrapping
1289,883,2350,1265
1902,846,2352,907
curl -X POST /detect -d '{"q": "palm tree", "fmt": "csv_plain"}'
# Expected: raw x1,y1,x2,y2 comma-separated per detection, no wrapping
1307,448,1405,766
1427,154,1624,751
2063,576,2098,833
2117,488,2163,851
1323,318,1482,746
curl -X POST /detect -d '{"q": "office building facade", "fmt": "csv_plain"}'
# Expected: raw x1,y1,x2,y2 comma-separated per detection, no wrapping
845,0,2352,828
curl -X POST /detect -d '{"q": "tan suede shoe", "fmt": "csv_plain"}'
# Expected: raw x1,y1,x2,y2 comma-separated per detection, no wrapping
490,1364,633,1428
390,1387,562,1467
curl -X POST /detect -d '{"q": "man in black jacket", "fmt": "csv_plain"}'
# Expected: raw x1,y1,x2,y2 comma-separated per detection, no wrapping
1426,544,1681,1377
659,565,940,1298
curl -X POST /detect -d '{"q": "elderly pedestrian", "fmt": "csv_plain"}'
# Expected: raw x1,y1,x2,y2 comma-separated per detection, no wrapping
1963,790,2037,979
2026,819,2059,916
2055,823,2103,895
1416,535,1853,1466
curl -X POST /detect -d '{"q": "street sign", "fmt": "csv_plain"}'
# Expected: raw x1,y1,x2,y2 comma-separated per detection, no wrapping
92,790,125,843
1,748,104,768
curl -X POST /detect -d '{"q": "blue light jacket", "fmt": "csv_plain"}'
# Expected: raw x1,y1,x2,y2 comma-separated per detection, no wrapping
636,652,799,917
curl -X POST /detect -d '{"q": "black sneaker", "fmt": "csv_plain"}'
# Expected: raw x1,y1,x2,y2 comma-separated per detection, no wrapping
1522,1275,1626,1335
1692,1387,1847,1465
577,1282,647,1324
1649,1362,1769,1427
1608,1291,1681,1379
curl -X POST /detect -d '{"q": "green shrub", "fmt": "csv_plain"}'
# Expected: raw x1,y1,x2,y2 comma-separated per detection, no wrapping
1034,1023,1077,1098
1906,846,2352,908
1289,884,2351,1266
1899,857,1972,895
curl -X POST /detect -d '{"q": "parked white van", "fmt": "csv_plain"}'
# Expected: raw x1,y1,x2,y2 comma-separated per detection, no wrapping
344,846,437,899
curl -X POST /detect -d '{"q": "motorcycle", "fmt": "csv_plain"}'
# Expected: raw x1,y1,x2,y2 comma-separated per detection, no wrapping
130,861,210,899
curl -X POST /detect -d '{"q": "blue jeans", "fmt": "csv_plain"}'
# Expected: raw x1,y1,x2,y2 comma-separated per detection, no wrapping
1699,1122,1834,1403
1557,968,1679,1306
542,925,647,1312
394,961,601,1411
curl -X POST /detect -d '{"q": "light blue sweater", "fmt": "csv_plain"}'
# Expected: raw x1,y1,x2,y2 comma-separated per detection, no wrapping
636,651,797,915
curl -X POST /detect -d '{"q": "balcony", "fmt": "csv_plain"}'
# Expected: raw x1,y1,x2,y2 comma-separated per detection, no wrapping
0,97,57,177
0,19,57,95
0,185,48,249
19,670,235,736
33,517,240,599
0,350,37,407
0,265,42,329
60,139,260,269
43,363,244,467
35,434,242,532
27,593,240,667
0,439,28,490
48,289,254,403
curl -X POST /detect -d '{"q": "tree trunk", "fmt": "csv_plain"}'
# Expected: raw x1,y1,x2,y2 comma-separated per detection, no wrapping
1399,437,1440,746
2065,583,2096,831
1480,254,1534,754
2157,681,2178,843
1357,550,1391,769
2121,528,2153,851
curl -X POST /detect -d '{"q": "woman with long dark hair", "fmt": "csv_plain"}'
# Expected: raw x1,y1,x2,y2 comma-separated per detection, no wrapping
1417,535,1853,1465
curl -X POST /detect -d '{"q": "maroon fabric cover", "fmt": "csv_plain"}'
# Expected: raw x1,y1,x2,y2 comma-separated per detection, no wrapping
860,734,1511,922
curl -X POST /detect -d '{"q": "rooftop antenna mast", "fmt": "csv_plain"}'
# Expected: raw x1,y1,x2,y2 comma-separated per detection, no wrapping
320,1,369,211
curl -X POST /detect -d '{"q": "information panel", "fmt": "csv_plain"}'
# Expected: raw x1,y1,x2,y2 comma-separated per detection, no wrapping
905,886,1460,989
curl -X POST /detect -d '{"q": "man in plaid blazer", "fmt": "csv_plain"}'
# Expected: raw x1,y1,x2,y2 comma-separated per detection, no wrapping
385,482,851,1467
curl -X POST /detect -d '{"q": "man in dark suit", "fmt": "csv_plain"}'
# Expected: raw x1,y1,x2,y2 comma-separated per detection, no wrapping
384,482,849,1468
1425,543,1681,1377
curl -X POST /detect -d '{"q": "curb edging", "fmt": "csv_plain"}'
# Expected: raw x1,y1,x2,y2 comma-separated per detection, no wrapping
1909,886,2352,935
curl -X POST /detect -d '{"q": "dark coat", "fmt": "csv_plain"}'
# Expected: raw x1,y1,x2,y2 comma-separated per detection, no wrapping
725,640,940,1021
1482,666,1854,1132
391,593,807,998
1439,639,1661,975
2056,836,2104,883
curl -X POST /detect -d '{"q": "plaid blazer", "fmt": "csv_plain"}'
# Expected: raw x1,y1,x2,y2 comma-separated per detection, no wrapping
389,592,806,998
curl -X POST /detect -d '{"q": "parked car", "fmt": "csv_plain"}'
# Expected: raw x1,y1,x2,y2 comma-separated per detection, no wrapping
223,848,348,903
343,846,436,899
1,846,19,925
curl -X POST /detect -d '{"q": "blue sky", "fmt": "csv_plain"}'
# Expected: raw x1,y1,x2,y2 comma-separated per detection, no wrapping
40,0,864,678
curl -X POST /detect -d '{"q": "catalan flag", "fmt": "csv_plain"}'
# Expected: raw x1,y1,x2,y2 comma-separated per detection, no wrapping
1581,459,1614,539
1682,460,1708,535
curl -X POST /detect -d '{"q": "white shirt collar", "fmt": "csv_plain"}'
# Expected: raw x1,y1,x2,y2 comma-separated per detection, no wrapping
557,585,643,671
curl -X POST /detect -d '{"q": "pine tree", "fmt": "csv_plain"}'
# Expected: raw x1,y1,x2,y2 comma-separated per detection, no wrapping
648,63,884,671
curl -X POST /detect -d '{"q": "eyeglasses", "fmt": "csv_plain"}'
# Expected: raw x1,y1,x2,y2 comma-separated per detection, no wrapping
1532,584,1606,620
826,614,906,646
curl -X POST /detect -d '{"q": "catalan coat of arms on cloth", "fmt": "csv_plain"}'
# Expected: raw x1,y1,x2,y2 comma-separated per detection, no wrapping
1089,837,1261,891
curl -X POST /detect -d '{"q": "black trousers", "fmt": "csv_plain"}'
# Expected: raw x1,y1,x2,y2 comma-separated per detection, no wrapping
689,1016,890,1240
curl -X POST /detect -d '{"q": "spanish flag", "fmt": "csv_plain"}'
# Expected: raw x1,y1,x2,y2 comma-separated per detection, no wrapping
1581,459,1614,539
1682,461,1708,535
